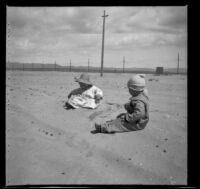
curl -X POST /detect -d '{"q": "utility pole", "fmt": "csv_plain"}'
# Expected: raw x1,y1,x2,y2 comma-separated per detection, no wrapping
88,58,90,72
100,10,109,77
32,63,33,71
121,56,128,73
69,60,71,72
123,56,125,73
177,53,179,74
55,61,56,71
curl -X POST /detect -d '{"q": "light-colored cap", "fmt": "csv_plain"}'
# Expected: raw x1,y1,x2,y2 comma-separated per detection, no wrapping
127,74,146,91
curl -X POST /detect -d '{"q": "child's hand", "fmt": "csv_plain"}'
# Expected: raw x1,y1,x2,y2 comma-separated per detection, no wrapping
95,99,100,104
95,94,102,104
124,102,131,111
124,102,134,113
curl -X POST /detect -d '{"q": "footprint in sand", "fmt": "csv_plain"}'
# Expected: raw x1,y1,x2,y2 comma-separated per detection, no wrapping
88,110,105,121
36,127,58,139
88,103,123,121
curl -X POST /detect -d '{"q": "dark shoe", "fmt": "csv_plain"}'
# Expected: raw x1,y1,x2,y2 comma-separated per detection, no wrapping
94,123,101,133
64,102,75,110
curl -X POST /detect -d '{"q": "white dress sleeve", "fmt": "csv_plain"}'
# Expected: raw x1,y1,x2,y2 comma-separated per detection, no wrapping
94,86,103,98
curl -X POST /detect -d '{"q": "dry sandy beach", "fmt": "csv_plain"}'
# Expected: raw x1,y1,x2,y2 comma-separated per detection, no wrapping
6,71,187,185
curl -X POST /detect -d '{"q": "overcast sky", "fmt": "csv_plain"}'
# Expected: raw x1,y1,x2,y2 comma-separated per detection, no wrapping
7,6,187,68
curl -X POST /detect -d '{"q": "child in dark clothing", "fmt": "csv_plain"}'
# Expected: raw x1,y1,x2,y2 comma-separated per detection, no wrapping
94,74,149,133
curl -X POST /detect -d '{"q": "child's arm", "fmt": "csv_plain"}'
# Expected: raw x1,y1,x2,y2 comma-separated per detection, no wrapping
68,92,72,99
124,101,146,123
124,102,135,113
68,88,82,99
94,87,103,103
95,95,103,103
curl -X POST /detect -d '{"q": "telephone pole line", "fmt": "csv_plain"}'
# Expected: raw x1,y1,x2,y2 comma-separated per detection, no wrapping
177,53,179,74
100,10,109,77
88,58,90,72
69,60,71,72
123,56,125,73
121,56,128,73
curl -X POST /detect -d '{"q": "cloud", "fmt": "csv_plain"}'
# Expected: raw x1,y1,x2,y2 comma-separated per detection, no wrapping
6,6,187,67
109,6,187,34
157,6,187,29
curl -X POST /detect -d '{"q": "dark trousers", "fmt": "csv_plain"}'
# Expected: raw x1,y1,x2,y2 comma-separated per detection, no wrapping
100,118,144,133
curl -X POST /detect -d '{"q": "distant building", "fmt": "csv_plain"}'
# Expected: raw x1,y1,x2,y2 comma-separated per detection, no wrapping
155,67,164,75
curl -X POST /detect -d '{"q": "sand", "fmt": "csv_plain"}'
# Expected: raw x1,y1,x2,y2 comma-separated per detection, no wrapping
6,71,187,185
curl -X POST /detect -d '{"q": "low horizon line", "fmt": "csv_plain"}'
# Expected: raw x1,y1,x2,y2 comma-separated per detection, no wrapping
6,62,187,69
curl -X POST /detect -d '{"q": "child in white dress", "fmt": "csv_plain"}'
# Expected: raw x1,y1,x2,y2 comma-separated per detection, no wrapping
65,73,103,109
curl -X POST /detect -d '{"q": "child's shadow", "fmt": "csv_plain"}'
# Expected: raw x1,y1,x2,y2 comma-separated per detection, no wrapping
90,130,100,134
90,129,115,135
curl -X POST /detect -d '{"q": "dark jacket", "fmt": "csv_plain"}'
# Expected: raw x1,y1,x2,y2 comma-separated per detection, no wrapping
123,91,149,130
